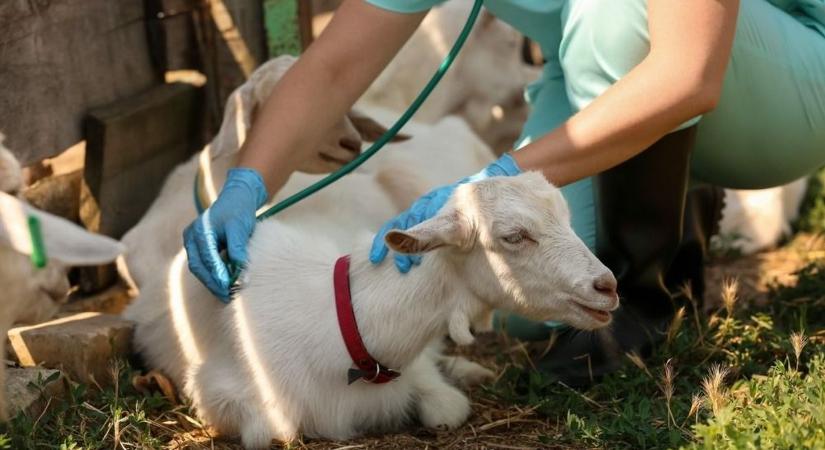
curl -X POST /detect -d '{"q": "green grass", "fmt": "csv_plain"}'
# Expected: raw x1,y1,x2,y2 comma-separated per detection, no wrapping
797,166,825,234
487,262,825,450
1,362,209,449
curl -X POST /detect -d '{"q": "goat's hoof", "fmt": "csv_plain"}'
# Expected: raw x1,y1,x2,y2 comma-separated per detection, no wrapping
419,386,471,430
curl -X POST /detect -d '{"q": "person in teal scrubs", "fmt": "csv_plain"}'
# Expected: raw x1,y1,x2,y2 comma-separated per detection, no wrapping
183,0,825,385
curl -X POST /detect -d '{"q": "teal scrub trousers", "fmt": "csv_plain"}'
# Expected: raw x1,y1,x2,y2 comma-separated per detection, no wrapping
368,0,825,251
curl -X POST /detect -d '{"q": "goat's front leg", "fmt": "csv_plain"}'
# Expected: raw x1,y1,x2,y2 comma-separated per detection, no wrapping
438,355,495,387
408,353,471,430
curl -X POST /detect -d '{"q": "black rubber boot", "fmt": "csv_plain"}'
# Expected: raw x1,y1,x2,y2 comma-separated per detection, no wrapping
667,182,725,303
535,126,701,386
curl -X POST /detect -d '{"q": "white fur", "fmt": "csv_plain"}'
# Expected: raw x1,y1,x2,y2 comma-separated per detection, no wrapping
718,179,808,255
125,173,617,448
0,141,123,421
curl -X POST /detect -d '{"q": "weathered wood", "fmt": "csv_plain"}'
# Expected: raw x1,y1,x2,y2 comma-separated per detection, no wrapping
82,82,202,241
298,0,314,50
0,0,158,165
311,0,341,14
79,81,201,293
146,0,201,74
211,0,267,103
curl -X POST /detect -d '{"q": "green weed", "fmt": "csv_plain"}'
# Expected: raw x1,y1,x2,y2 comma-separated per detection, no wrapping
797,166,825,234
1,361,209,449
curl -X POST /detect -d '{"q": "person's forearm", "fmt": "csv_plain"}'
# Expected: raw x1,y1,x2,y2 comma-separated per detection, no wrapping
513,0,739,187
512,57,717,186
238,0,425,193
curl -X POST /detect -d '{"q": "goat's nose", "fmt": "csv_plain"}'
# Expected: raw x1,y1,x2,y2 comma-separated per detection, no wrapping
593,272,619,299
338,136,362,156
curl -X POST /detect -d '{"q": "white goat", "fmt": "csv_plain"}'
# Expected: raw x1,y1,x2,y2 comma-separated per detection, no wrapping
359,2,540,150
0,139,124,421
717,179,809,255
119,56,408,287
125,172,618,447
120,56,496,289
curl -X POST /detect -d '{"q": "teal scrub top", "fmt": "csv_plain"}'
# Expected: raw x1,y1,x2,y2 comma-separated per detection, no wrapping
366,0,825,48
366,0,566,56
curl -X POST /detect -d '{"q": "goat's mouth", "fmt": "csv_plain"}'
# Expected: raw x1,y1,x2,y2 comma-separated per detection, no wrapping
571,301,612,324
320,152,356,167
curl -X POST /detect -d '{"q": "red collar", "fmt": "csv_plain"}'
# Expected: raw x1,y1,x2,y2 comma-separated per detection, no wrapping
334,255,400,385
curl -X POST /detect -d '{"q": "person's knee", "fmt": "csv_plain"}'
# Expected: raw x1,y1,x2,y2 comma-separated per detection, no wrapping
560,0,649,111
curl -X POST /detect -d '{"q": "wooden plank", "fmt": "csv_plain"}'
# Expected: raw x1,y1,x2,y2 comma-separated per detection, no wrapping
298,0,314,50
212,0,267,103
310,0,341,14
78,82,201,293
146,0,202,73
0,0,158,165
82,82,202,240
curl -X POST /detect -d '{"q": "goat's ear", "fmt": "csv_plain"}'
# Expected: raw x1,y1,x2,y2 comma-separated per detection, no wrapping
347,110,411,143
0,191,124,265
480,10,497,29
385,212,469,254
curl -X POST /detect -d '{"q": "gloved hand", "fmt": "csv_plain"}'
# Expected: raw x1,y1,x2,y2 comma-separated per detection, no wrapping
370,153,521,272
183,167,268,301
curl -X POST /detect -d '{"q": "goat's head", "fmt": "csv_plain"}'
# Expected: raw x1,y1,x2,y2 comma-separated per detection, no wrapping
0,190,125,324
385,172,619,331
210,56,408,174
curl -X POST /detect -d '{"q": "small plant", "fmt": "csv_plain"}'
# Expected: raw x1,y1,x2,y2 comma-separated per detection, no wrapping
5,361,210,449
796,166,825,234
700,364,729,416
686,356,825,450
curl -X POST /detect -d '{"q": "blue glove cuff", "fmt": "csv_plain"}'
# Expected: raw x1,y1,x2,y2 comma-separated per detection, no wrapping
225,167,269,209
467,153,522,182
487,153,522,177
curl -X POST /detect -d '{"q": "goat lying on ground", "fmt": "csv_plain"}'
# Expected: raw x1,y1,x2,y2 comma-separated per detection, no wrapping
0,136,123,421
119,56,495,290
125,172,618,448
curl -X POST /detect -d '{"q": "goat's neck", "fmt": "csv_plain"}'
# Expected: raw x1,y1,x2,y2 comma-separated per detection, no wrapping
347,249,479,370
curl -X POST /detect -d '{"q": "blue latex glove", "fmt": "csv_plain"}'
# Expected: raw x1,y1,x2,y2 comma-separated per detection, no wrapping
370,153,522,272
183,167,268,301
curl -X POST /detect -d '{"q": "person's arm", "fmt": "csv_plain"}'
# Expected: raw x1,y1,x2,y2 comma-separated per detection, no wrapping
238,0,427,194
513,0,740,186
370,0,740,272
185,1,426,300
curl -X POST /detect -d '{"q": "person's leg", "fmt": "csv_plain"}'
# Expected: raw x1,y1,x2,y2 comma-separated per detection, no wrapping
691,0,825,189
529,0,708,385
533,0,825,385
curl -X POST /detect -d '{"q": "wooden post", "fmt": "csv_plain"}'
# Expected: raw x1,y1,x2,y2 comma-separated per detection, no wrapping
79,83,202,292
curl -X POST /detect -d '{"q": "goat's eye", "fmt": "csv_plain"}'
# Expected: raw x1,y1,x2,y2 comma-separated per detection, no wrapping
502,231,527,245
